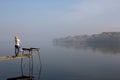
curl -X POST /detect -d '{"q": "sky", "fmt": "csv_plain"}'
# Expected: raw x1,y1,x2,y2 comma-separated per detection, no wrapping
0,0,120,43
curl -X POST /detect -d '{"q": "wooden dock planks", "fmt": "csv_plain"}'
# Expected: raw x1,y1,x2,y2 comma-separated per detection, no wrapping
0,47,40,60
0,54,34,60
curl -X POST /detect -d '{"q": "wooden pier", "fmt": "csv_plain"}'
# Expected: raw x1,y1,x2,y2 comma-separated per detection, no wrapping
0,47,40,60
0,54,33,60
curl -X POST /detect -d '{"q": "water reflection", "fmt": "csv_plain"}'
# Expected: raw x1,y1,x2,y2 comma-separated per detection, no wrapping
7,54,42,80
53,42,120,54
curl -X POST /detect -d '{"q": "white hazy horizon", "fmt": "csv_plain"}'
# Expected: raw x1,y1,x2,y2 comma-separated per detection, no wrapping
0,0,120,43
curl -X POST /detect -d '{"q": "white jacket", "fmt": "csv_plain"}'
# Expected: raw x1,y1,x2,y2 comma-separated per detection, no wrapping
15,39,21,47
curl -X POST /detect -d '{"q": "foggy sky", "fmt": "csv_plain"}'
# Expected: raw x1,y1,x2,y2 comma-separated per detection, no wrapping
0,0,120,42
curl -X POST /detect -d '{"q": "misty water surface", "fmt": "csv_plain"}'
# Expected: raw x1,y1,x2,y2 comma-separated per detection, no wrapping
0,41,120,80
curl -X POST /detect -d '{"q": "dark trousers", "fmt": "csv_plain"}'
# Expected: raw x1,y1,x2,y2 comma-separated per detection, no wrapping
15,45,20,56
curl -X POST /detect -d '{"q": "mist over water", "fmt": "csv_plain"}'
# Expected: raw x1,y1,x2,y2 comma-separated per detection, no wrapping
1,39,120,80
53,41,120,54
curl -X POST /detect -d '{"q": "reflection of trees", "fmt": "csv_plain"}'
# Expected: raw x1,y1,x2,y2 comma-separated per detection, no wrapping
7,52,42,80
86,43,120,54
53,42,120,54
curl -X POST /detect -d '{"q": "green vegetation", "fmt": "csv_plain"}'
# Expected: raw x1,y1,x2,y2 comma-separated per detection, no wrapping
53,32,120,45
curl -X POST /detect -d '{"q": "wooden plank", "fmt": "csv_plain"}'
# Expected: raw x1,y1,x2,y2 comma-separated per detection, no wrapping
0,54,34,60
0,47,40,61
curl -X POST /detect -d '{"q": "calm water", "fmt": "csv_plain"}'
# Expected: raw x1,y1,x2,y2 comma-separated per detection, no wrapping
1,41,120,80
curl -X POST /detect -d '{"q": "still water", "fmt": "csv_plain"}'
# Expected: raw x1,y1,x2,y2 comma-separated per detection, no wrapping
1,41,120,80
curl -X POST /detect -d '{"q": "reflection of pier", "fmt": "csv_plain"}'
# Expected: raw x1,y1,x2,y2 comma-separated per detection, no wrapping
3,47,42,80
7,56,34,80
